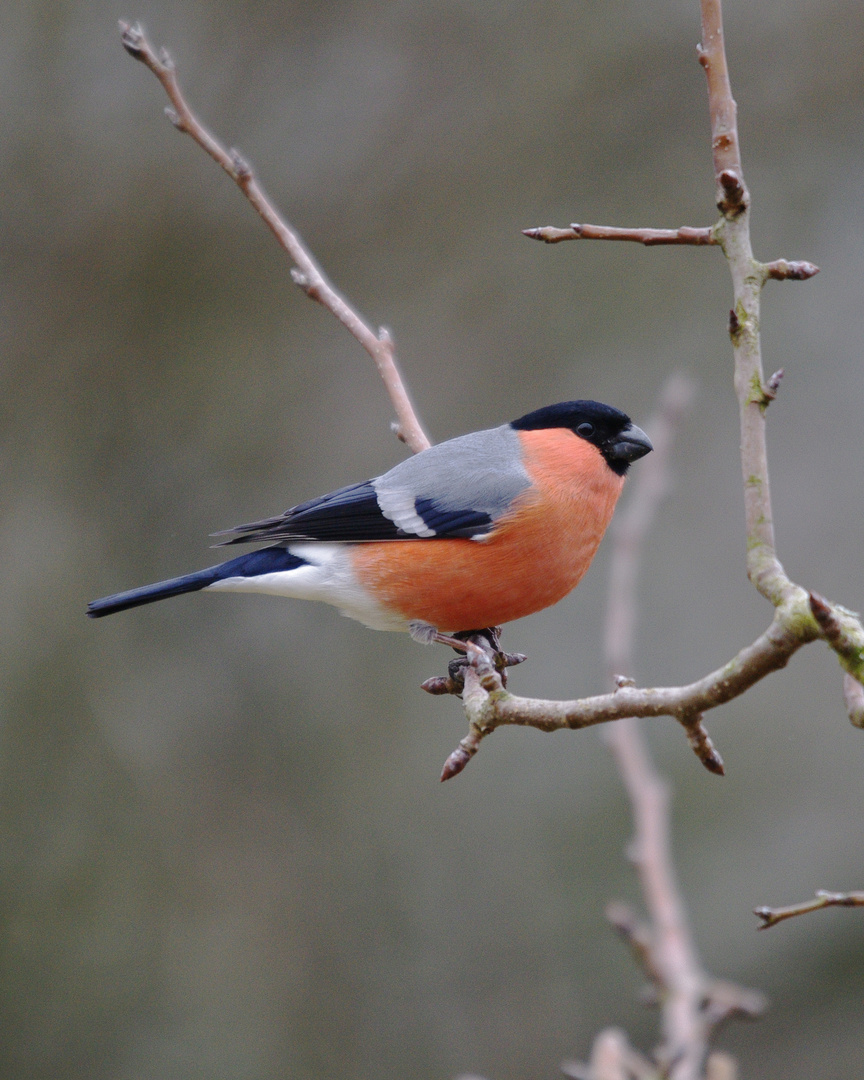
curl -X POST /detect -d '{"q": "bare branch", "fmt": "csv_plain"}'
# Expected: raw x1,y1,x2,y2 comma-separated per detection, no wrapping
696,10,780,606
434,589,831,779
516,13,864,705
124,14,864,786
454,601,815,738
754,890,864,930
487,0,864,761
118,21,430,453
523,223,717,246
678,713,725,776
697,1,747,216
440,644,508,781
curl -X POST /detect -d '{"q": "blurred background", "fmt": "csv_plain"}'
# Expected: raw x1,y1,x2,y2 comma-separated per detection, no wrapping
1,1,863,1077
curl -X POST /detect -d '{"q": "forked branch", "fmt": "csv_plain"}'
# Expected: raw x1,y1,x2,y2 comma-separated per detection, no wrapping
436,590,819,781
119,11,864,780
434,0,864,776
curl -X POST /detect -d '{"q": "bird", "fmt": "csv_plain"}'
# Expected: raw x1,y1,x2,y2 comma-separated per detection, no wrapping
87,401,652,643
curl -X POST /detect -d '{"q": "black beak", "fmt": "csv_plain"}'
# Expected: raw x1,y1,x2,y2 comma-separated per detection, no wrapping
607,422,653,464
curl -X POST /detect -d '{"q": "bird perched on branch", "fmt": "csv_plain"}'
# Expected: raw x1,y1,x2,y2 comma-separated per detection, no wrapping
88,401,652,643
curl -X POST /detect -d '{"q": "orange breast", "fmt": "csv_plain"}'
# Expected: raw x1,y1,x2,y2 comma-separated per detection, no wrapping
351,429,625,632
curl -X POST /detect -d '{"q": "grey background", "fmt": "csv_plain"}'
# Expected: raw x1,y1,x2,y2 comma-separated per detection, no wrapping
1,1,862,1077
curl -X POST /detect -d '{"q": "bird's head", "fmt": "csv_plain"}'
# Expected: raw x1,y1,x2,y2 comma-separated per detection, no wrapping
510,400,653,477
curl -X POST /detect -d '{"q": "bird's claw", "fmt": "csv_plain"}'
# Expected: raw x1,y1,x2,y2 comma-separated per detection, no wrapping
420,627,526,695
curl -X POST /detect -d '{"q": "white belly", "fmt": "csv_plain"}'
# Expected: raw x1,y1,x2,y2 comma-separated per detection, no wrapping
205,543,410,633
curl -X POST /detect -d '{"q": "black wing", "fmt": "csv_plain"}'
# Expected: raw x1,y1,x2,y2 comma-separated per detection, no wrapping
214,481,401,544
213,480,494,546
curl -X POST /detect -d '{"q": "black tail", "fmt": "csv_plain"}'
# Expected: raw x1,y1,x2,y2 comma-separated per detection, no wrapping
87,546,306,618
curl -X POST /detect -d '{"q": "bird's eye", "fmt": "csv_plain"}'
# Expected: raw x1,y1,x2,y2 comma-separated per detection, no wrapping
576,422,595,437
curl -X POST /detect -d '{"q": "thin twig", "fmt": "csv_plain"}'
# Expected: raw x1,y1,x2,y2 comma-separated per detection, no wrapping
523,224,717,245
754,890,864,930
118,21,430,454
696,20,746,215
698,5,786,609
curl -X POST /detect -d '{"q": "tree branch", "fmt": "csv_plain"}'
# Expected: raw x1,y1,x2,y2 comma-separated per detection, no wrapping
697,0,747,216
432,0,864,774
118,21,430,454
523,224,717,246
754,890,864,930
122,15,864,773
437,599,818,780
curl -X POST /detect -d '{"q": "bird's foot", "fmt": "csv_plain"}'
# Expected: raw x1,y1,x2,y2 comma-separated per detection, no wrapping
420,626,526,695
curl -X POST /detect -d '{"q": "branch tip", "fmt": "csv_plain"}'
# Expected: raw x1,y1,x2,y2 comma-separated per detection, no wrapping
755,890,864,929
680,714,725,775
753,907,773,929
522,225,573,243
119,21,146,60
501,651,527,668
524,222,716,246
765,369,784,396
440,726,487,779
719,170,740,190
764,258,820,281
420,675,453,696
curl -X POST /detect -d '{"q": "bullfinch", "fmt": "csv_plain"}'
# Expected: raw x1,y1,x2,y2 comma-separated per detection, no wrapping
87,401,652,641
